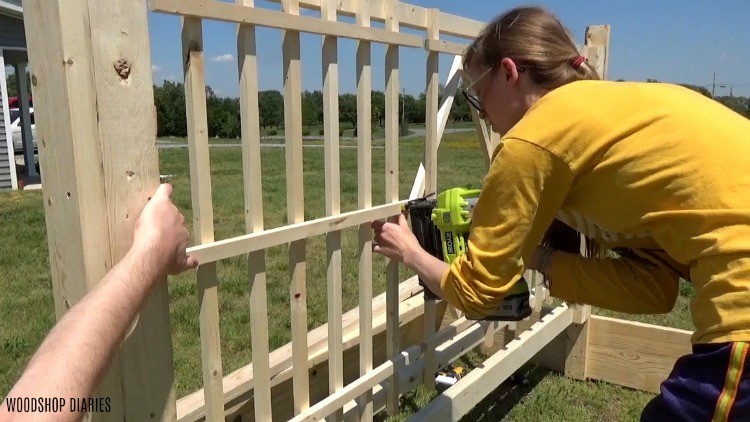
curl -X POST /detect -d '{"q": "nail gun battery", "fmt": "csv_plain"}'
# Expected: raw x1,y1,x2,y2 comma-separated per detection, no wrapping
405,197,442,300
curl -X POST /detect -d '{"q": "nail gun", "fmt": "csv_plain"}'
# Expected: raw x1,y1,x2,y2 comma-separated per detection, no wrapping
405,187,532,321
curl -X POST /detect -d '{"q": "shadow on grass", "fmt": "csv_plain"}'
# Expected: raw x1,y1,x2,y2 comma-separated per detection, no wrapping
460,364,551,421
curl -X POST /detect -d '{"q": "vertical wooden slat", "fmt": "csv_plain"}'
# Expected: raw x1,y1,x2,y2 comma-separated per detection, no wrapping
584,25,611,80
383,0,400,416
321,0,344,420
181,17,225,422
422,7,440,393
281,0,310,414
409,55,462,199
237,0,271,419
470,100,493,168
356,0,374,419
25,0,176,418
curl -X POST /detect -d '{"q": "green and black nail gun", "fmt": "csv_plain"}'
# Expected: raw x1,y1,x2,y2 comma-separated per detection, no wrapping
406,187,532,321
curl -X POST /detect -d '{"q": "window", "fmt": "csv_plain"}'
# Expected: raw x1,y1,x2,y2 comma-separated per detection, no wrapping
29,112,34,125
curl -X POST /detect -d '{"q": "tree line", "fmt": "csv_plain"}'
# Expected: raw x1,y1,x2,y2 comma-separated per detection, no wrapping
152,80,474,138
4,72,749,139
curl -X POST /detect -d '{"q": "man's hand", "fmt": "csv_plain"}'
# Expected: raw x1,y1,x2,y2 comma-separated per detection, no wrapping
132,184,198,276
371,213,422,267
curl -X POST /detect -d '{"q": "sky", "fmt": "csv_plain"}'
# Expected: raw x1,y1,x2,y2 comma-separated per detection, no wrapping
138,1,750,98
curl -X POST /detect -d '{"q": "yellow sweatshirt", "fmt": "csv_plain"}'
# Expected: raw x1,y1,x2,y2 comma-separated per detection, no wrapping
439,80,750,344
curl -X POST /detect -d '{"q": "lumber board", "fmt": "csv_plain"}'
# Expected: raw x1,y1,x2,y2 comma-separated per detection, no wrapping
407,54,460,199
281,0,310,414
354,2,375,419
186,201,407,263
151,0,423,49
384,0,401,414
290,346,419,422
321,0,345,419
584,25,611,80
564,305,591,380
263,0,484,39
424,39,466,55
182,17,225,422
421,8,440,393
236,0,272,419
412,306,574,421
586,316,691,394
25,0,176,418
434,320,508,369
470,106,492,169
176,278,422,421
436,56,462,141
227,291,428,421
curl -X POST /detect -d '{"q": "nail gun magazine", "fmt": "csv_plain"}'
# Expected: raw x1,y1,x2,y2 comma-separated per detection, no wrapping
405,187,532,321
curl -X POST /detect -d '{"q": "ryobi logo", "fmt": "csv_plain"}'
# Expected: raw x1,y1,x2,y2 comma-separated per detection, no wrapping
445,232,455,255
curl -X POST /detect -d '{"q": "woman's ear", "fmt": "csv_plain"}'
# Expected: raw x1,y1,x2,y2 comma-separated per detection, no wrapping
500,57,519,84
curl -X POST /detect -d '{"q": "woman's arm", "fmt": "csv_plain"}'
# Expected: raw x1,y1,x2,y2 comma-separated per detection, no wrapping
541,248,682,314
437,138,575,318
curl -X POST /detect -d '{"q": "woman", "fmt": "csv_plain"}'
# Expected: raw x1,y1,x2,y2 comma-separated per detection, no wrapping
371,6,750,421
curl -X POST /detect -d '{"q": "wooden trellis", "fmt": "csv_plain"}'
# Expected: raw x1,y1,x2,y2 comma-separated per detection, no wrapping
25,0,695,421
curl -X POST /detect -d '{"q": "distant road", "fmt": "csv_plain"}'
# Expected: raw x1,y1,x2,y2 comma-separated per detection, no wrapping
156,127,474,149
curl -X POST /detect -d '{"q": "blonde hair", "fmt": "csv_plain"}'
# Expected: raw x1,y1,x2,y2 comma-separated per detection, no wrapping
466,6,604,257
464,6,599,90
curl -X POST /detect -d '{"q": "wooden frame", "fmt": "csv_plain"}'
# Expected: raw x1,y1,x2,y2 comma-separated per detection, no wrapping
27,0,695,421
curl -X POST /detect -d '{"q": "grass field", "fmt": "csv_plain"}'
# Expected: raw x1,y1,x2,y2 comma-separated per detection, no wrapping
0,131,694,421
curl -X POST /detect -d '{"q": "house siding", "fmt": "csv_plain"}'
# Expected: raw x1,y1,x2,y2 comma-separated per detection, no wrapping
0,81,12,190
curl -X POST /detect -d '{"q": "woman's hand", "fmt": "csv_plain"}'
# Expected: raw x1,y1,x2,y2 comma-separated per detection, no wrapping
371,213,422,267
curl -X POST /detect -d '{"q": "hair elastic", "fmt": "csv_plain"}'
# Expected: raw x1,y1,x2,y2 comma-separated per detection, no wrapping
571,56,586,70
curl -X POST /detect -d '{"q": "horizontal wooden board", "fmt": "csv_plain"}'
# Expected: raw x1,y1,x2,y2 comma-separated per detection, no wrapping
152,0,423,47
186,200,406,263
152,0,473,54
586,316,692,393
264,0,484,39
176,277,423,421
412,306,574,420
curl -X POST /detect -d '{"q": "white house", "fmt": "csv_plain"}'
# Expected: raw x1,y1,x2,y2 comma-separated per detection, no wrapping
1,0,35,190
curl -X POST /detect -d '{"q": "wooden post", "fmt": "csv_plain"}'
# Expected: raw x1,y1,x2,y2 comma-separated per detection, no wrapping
422,7,440,393
584,25,611,80
356,1,374,419
182,16,225,421
281,0,310,415
24,0,176,419
321,0,345,420
237,0,272,419
383,0,400,416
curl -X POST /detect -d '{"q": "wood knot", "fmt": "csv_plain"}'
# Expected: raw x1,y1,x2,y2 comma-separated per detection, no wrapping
114,58,132,79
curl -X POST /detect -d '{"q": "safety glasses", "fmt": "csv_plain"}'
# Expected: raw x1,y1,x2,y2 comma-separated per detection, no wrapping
461,63,526,114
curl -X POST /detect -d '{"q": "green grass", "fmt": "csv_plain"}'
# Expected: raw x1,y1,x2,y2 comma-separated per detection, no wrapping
0,131,694,420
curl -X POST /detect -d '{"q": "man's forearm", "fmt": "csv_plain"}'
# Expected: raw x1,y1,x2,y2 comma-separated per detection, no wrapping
404,248,449,299
2,246,160,420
